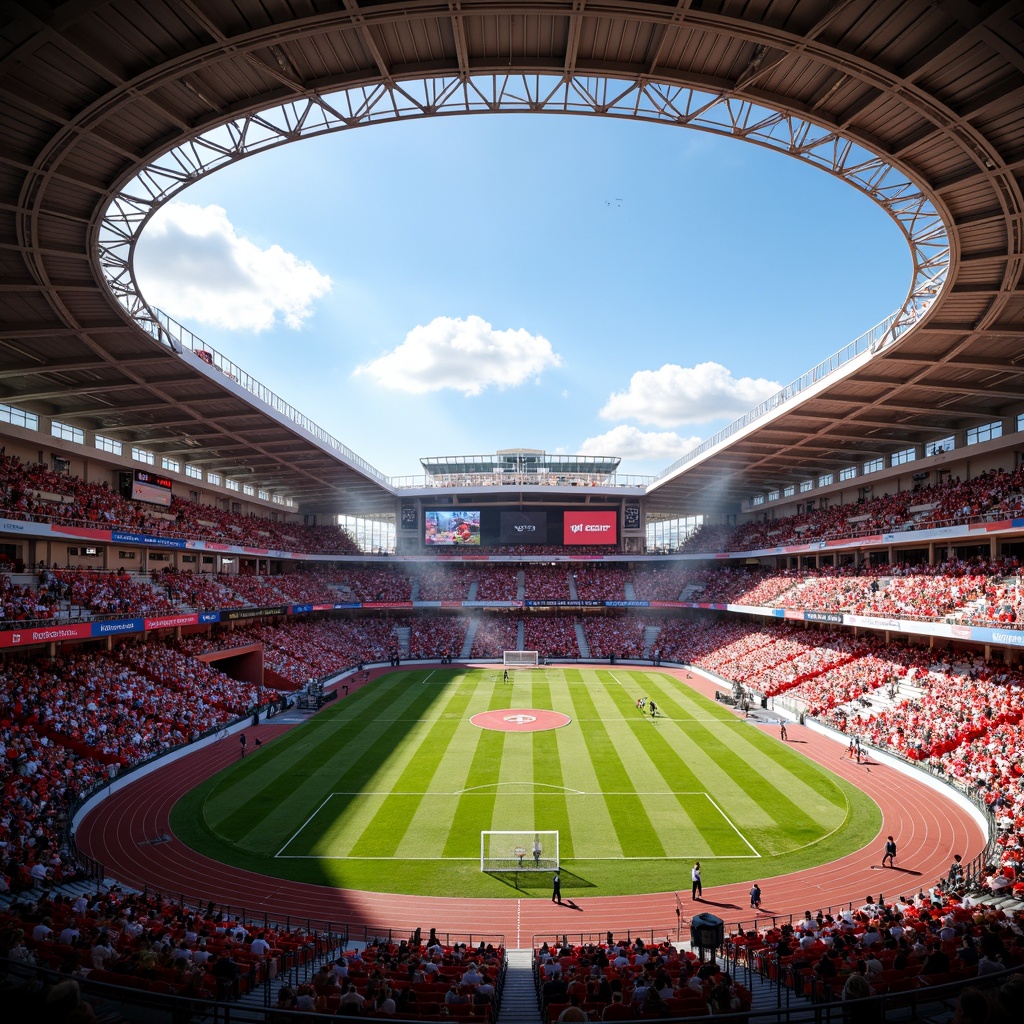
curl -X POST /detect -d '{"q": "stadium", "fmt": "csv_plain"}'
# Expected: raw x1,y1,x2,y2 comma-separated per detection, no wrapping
2,1,1024,1021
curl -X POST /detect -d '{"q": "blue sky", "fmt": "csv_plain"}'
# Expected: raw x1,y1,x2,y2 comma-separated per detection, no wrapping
134,113,910,481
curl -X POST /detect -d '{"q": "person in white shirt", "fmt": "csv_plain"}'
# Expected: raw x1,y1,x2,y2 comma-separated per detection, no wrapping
250,933,271,956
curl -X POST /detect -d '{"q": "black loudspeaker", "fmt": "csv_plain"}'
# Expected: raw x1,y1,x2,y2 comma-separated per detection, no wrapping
118,471,133,499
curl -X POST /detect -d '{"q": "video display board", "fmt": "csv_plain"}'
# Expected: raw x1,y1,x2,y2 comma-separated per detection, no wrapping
421,506,618,547
563,510,618,545
131,469,173,508
424,510,481,546
498,509,548,544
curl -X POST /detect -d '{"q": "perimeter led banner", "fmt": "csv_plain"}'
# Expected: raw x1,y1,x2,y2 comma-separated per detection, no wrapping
562,510,617,545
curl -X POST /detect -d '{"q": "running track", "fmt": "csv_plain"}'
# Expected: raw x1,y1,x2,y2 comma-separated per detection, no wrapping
76,667,986,948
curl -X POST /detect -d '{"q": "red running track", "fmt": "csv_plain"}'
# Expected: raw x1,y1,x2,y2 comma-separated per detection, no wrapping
76,667,986,949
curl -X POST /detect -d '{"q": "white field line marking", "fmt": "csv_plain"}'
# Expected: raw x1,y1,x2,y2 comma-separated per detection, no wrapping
704,793,761,858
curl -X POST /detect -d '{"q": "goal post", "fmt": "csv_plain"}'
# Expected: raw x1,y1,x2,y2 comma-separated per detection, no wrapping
481,830,559,872
503,650,539,667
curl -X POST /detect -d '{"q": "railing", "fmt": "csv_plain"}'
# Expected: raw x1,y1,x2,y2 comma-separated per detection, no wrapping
144,307,392,488
389,472,654,489
147,305,919,498
653,309,904,484
678,504,1024,557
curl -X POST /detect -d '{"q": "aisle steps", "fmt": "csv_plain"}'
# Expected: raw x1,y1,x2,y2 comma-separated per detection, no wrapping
497,949,541,1024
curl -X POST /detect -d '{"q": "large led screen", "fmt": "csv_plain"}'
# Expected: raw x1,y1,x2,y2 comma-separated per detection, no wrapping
424,510,481,546
562,510,617,545
498,509,548,544
131,469,173,508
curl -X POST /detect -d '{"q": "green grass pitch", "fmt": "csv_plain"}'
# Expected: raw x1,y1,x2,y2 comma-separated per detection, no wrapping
171,666,880,897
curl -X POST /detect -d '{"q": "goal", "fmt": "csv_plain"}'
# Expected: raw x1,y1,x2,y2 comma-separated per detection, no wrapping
481,830,559,872
503,650,539,667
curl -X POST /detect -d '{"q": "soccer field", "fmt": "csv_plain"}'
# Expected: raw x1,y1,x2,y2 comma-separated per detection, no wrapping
172,667,880,897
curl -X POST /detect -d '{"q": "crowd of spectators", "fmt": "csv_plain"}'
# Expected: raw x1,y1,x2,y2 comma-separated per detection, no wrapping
0,451,361,554
158,568,246,609
522,616,580,659
474,567,520,602
470,617,518,658
572,567,628,601
189,618,407,685
645,615,1024,890
47,568,178,619
413,566,476,601
1,573,58,623
408,617,467,660
585,617,646,660
1,641,265,892
680,467,1024,554
0,885,329,1009
538,935,753,1020
328,568,413,603
523,565,571,601
732,892,1024,1002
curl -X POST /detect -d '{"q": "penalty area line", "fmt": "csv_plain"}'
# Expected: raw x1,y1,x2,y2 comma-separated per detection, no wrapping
704,793,760,857
276,793,335,858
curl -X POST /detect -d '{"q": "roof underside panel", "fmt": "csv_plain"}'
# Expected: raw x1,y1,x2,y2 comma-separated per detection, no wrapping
0,0,1021,518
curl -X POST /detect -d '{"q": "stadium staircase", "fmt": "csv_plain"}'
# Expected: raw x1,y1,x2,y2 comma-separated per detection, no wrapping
642,624,661,658
467,580,479,600
567,574,579,600
516,570,526,601
574,622,590,658
679,583,705,601
623,581,637,600
517,619,526,650
461,619,479,658
409,577,421,600
497,949,541,1024
394,625,410,658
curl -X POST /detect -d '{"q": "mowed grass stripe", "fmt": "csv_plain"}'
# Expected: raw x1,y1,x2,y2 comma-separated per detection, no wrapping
348,678,476,856
439,675,518,858
170,666,881,896
210,675,441,852
652,692,833,854
441,730,505,857
532,728,573,859
547,673,624,859
570,673,666,857
397,668,501,857
528,678,572,859
647,674,852,845
593,673,744,858
275,678,456,857
628,673,796,853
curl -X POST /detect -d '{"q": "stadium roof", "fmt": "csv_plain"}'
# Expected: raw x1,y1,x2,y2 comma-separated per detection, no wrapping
1,1,1022,519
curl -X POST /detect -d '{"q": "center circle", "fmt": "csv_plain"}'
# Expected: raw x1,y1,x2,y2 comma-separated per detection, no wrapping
470,708,572,732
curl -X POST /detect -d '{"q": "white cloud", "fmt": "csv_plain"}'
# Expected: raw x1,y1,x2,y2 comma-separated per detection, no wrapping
355,315,561,395
600,361,781,427
578,425,702,461
135,202,332,331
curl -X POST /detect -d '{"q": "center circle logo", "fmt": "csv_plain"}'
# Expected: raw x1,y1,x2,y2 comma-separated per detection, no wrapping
471,708,572,732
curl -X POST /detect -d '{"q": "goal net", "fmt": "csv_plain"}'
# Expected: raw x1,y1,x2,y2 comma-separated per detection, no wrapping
503,650,539,667
481,830,559,872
